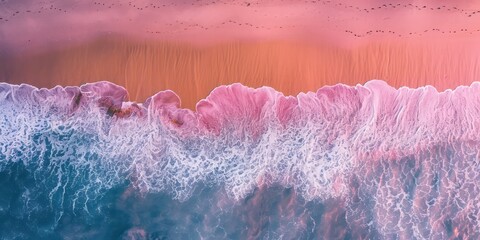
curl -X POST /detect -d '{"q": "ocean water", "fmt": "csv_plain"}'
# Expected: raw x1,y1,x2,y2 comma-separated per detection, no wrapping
0,80,479,239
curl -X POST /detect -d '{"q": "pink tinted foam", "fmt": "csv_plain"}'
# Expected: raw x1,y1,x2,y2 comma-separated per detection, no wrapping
3,80,480,161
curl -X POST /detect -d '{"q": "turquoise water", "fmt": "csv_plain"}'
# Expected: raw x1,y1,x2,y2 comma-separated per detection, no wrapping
1,81,479,239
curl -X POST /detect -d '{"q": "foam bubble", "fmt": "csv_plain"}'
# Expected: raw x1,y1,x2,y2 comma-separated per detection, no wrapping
1,80,479,238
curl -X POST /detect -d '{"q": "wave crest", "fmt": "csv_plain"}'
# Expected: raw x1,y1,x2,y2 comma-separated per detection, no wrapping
1,80,479,238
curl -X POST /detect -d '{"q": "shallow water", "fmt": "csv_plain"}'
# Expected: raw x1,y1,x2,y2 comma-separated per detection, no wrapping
0,81,479,239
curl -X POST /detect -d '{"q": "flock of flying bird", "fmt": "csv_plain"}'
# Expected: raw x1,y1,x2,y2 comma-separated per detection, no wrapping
1,0,480,40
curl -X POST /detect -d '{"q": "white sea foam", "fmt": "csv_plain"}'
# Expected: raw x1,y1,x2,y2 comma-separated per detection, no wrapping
1,81,480,238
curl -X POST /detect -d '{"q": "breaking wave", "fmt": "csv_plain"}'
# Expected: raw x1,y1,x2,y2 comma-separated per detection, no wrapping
0,80,479,239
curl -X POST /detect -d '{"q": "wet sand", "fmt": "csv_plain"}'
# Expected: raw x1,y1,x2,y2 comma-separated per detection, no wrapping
3,0,480,109
2,37,480,109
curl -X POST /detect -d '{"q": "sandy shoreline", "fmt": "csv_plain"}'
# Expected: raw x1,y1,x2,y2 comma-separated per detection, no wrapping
3,0,480,109
2,37,480,109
